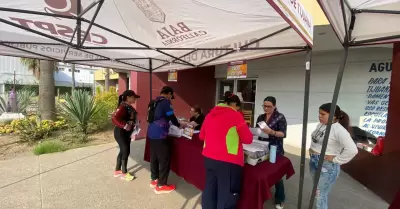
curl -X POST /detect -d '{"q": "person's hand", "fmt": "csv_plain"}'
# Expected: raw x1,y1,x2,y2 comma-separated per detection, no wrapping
180,121,188,127
123,124,132,131
324,155,335,162
262,128,275,135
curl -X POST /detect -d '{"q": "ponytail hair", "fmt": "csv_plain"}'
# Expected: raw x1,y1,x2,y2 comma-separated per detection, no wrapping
118,95,124,107
224,93,241,107
319,103,351,133
338,110,352,133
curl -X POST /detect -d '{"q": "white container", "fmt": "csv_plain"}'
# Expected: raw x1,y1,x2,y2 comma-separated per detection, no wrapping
245,154,269,166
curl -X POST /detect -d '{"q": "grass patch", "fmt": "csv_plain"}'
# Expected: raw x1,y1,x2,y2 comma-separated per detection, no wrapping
33,140,68,155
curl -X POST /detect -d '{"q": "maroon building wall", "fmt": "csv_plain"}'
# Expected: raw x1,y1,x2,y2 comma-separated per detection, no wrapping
129,66,216,138
342,43,400,203
118,73,128,95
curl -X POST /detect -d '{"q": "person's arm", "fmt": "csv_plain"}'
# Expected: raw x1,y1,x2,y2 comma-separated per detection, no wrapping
236,113,253,144
273,114,287,138
111,105,129,129
332,127,358,165
261,114,287,138
163,100,180,127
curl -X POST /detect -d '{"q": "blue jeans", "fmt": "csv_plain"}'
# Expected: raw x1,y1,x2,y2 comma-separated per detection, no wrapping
309,154,340,209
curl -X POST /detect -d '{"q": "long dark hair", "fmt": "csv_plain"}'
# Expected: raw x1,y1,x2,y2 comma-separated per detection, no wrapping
319,103,351,133
192,105,203,115
118,90,138,107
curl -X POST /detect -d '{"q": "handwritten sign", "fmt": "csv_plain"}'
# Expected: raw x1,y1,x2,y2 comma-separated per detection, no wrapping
227,60,247,79
168,70,178,82
359,62,391,137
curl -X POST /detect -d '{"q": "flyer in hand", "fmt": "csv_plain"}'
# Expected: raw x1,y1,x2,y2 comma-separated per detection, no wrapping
182,126,194,139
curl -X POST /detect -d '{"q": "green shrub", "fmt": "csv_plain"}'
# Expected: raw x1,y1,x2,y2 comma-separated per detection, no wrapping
1,116,67,139
13,117,53,141
91,89,118,131
33,140,67,155
59,90,102,134
17,89,36,114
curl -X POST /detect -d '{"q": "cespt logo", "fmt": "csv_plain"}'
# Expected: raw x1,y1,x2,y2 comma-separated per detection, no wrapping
44,0,83,17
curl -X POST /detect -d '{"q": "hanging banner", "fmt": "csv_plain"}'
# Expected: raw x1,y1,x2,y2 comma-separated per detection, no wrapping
168,70,178,82
227,60,247,79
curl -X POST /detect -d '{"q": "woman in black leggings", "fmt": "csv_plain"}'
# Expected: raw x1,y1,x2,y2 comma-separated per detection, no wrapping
111,90,140,181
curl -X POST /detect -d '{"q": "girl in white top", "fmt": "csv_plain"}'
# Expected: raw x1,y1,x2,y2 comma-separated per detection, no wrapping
309,103,358,209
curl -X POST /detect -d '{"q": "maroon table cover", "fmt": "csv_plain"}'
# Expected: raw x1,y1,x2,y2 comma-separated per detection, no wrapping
144,134,295,209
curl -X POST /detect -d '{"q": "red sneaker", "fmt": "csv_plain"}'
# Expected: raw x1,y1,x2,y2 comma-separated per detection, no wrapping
150,179,158,188
113,170,123,177
154,184,176,194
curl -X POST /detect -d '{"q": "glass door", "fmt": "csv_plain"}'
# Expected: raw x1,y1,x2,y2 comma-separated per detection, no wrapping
236,79,257,126
216,79,257,126
217,79,234,103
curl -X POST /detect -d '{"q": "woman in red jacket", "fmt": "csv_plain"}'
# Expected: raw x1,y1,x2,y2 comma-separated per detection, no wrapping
200,94,253,209
111,90,140,181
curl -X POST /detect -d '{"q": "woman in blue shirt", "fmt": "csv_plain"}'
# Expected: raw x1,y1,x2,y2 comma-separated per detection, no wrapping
256,96,287,209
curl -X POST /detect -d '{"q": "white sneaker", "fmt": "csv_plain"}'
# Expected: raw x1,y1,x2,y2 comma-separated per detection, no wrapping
275,204,284,209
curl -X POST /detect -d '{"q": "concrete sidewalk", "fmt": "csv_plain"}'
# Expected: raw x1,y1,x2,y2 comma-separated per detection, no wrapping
0,140,389,209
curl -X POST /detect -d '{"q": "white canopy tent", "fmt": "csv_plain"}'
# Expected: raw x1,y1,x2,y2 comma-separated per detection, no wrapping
1,1,315,208
306,1,400,208
0,0,313,72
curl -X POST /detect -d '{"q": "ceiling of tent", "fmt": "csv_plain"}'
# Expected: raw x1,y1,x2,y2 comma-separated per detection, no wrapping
318,0,400,45
0,0,313,72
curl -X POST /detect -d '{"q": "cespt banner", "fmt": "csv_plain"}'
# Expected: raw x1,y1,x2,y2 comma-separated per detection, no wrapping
227,60,247,79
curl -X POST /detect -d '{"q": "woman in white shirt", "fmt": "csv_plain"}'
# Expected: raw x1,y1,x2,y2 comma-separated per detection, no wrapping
309,103,358,209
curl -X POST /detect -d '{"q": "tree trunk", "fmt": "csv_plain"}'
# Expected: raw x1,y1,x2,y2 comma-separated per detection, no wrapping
105,68,110,91
71,64,76,91
39,60,56,121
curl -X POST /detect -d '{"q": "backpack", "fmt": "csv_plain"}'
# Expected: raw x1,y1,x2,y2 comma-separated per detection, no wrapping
147,98,163,123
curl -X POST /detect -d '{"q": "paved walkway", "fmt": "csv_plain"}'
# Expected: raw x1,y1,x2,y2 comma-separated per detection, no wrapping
0,140,388,209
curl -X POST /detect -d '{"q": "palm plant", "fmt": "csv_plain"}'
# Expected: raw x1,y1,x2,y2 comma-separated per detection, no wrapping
20,58,40,78
59,90,102,134
17,89,36,114
20,58,56,120
0,95,8,114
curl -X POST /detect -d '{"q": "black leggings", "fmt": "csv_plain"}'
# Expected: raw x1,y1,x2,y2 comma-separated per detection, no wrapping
114,127,131,173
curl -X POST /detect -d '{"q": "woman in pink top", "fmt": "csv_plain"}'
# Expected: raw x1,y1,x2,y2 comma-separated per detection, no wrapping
200,94,253,209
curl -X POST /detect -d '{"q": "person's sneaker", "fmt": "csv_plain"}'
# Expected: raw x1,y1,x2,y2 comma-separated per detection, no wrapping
113,170,123,177
150,179,158,188
121,173,135,181
275,204,284,209
154,185,176,194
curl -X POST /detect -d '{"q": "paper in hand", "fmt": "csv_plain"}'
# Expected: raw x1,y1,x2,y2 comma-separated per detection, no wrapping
257,121,269,130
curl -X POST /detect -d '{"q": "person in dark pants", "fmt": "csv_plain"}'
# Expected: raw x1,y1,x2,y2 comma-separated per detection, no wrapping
111,90,140,181
200,94,253,209
148,86,181,194
256,96,287,209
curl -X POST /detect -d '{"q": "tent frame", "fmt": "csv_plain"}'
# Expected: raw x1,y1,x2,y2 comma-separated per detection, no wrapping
305,1,400,209
0,1,307,72
1,1,319,209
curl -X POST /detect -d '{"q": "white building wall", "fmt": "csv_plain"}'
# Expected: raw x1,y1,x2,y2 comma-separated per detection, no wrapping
0,56,37,85
216,47,392,149
0,56,96,90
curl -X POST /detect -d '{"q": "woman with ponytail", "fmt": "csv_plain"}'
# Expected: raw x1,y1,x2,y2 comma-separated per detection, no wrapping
111,90,140,181
309,103,358,209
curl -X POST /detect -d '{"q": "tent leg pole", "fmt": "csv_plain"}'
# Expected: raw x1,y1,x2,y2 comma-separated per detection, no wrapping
297,48,312,209
307,46,349,209
149,59,153,101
